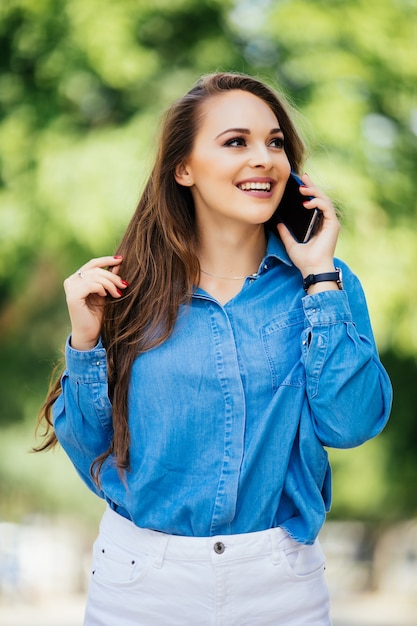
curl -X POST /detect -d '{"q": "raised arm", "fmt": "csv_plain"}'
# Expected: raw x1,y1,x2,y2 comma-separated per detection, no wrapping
52,255,129,491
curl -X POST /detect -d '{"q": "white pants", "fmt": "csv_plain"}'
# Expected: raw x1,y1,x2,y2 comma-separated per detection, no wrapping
84,507,331,626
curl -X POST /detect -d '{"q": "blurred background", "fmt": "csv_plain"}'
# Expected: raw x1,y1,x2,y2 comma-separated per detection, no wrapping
0,0,416,623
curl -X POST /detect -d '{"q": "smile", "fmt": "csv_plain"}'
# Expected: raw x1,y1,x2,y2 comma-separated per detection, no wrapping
237,182,272,192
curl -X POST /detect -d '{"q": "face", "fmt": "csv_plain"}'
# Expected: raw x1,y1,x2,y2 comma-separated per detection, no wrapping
175,90,291,231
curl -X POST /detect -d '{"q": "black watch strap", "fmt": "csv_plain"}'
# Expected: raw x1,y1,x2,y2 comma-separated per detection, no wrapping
303,267,343,292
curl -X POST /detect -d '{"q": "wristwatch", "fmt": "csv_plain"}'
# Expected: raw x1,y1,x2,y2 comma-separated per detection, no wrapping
303,267,343,292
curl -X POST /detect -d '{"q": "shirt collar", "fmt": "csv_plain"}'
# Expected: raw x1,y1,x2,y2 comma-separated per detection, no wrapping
260,231,293,271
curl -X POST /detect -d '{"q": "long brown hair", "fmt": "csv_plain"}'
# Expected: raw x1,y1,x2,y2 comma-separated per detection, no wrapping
36,72,306,483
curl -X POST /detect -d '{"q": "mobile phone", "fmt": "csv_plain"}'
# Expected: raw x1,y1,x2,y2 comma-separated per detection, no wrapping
269,171,321,243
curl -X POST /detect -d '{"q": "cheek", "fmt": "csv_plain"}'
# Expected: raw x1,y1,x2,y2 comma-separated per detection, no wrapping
191,181,224,207
193,156,227,185
280,156,291,174
186,149,219,178
190,159,233,192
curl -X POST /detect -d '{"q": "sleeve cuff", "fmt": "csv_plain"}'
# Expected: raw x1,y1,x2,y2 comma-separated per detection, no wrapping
302,290,353,326
65,336,108,383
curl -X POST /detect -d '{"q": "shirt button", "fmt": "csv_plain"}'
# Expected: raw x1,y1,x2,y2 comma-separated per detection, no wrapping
213,541,225,554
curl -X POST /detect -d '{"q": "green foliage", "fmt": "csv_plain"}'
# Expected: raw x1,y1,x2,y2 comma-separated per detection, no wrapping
0,0,416,521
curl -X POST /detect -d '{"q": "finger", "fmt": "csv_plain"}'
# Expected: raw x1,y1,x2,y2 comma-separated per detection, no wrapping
98,276,127,298
65,271,127,304
80,274,127,299
296,174,326,201
276,222,299,249
79,255,124,274
109,264,120,277
299,188,335,221
75,265,129,290
299,172,318,190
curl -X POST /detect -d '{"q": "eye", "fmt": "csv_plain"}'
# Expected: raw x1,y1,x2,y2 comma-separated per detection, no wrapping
269,136,285,149
224,136,246,147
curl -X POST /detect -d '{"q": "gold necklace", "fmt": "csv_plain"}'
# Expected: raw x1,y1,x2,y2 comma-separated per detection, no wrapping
200,269,258,281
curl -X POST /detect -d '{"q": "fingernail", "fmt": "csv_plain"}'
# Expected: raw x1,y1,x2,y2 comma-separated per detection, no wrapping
121,280,129,287
114,255,123,259
117,289,123,296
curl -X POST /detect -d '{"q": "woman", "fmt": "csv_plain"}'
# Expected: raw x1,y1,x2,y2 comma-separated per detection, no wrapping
37,72,392,625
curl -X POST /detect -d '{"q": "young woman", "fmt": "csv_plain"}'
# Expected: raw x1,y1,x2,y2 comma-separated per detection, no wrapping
37,72,392,625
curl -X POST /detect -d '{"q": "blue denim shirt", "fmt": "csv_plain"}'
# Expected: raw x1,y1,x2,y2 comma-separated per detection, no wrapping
53,233,392,543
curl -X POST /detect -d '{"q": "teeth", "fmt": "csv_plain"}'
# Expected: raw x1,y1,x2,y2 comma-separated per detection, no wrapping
239,182,271,191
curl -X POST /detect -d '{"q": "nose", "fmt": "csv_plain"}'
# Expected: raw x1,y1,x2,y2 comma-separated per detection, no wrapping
248,143,273,168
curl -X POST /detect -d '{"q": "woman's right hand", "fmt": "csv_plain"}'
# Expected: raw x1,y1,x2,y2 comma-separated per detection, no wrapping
63,255,128,351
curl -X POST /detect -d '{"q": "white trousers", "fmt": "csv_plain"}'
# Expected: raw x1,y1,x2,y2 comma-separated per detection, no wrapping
84,507,331,626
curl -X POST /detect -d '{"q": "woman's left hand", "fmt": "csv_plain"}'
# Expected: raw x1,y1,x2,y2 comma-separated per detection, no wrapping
276,173,340,278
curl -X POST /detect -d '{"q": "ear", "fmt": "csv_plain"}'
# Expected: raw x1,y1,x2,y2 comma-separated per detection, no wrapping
174,162,193,187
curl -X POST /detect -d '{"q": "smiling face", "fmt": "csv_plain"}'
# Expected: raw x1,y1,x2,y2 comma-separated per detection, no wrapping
175,89,291,233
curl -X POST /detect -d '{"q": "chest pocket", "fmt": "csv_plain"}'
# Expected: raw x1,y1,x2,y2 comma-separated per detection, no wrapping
261,308,306,392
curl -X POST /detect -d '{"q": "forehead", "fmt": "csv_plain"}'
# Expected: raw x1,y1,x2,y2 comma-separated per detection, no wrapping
197,90,279,133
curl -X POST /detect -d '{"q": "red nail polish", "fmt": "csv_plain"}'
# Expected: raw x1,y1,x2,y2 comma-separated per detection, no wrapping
114,255,123,259
117,289,123,296
121,280,129,287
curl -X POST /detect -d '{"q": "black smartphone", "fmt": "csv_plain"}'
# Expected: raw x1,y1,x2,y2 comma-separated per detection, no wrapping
268,171,321,243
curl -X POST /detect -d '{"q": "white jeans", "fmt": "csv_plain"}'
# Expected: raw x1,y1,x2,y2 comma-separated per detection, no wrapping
84,507,331,626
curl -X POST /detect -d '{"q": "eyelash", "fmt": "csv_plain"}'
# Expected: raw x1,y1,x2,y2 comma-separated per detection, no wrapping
224,136,285,149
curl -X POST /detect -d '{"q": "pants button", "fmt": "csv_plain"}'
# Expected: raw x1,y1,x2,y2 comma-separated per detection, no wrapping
213,541,225,554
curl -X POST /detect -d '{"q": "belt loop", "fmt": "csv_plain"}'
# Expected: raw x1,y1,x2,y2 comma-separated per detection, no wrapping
270,528,282,566
152,532,169,569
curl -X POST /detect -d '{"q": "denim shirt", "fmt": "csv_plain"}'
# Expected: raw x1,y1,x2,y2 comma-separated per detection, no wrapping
53,233,392,543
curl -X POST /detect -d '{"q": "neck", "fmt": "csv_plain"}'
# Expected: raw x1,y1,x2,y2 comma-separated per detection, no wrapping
197,225,267,280
200,268,257,280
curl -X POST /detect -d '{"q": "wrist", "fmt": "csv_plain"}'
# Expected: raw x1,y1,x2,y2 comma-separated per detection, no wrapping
304,281,340,295
70,334,100,351
302,267,343,293
301,264,336,279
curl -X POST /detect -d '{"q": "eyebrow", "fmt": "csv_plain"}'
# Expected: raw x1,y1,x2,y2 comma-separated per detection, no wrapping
215,127,283,139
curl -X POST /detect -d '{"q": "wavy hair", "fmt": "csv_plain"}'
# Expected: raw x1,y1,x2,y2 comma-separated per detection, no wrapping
36,72,306,483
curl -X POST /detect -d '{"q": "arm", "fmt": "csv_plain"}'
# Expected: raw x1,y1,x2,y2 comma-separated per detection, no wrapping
52,255,129,491
300,267,392,448
277,174,391,447
53,338,113,494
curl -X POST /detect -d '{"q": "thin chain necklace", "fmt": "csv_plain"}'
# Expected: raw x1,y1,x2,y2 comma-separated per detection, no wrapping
200,269,258,281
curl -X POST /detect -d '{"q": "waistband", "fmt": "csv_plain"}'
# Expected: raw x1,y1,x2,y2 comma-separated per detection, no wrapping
99,506,300,566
